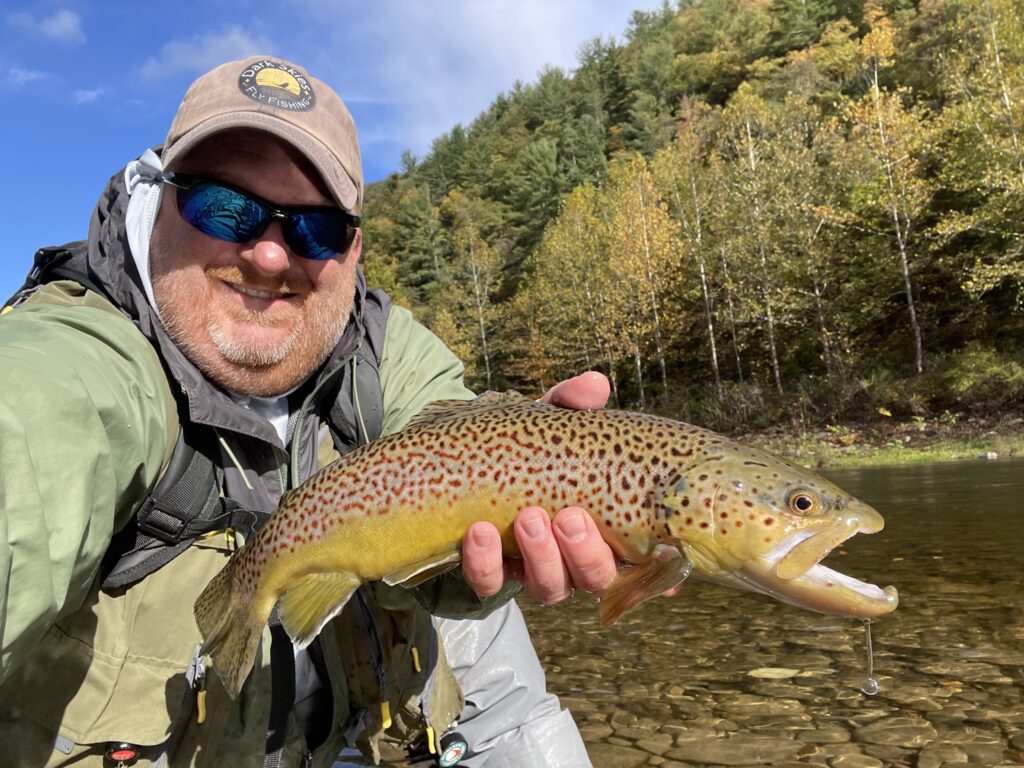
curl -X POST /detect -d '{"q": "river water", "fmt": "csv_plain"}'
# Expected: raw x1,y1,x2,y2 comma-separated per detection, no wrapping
522,458,1024,767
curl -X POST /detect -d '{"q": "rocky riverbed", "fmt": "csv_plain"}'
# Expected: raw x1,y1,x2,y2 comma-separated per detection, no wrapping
523,577,1023,768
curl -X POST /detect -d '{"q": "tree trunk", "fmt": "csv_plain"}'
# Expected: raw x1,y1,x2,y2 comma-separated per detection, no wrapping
468,238,493,389
870,63,925,375
720,250,745,384
743,117,784,394
635,174,670,399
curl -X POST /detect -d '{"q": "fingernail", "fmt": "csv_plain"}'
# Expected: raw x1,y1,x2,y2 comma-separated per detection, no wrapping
470,525,495,547
520,509,547,539
556,510,587,542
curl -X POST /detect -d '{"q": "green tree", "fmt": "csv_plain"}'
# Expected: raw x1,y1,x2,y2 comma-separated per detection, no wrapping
938,0,1024,311
437,191,504,390
846,2,932,375
652,100,726,398
603,154,683,404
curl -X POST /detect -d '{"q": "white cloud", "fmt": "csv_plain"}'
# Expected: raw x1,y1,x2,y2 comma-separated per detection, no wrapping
9,9,85,43
74,87,108,104
138,26,276,80
5,67,48,87
290,0,659,158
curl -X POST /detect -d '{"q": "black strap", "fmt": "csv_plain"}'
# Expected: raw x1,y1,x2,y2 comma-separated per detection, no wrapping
101,428,270,590
264,622,295,768
3,243,98,309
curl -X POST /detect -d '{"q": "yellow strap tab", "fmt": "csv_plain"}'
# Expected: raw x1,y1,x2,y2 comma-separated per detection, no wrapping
380,701,392,730
196,690,207,724
0,306,12,316
411,646,422,673
225,529,236,550
426,726,437,755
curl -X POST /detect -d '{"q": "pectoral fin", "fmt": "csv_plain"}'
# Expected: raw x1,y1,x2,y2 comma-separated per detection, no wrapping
383,548,463,588
599,544,692,627
279,572,361,649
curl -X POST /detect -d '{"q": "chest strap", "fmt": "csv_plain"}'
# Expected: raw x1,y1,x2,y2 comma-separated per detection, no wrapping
100,427,270,591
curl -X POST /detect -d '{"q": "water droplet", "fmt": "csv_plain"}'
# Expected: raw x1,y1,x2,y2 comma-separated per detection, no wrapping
859,677,879,695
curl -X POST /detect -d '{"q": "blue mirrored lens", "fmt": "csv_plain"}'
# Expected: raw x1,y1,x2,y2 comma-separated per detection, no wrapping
284,213,348,261
173,177,353,260
177,183,266,243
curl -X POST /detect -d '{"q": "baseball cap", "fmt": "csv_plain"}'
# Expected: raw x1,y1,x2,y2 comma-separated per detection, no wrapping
161,55,363,213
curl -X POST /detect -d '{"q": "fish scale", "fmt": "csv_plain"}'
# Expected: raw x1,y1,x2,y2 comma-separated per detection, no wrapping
194,390,898,699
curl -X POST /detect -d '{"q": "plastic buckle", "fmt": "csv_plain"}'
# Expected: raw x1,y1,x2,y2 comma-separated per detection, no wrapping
137,502,192,543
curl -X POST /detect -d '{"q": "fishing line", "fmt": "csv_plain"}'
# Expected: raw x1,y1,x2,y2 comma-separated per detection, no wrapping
859,619,879,695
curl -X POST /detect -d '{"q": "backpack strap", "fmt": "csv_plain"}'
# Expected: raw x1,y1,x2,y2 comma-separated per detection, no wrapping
100,423,271,590
328,288,391,451
3,243,99,310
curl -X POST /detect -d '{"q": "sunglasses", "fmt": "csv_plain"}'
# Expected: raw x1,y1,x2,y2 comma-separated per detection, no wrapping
160,172,360,261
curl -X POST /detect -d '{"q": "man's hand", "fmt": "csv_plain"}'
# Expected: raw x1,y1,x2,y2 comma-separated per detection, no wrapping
461,372,619,604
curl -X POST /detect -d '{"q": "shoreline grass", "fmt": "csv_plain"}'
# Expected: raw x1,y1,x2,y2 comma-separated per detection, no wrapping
734,416,1024,469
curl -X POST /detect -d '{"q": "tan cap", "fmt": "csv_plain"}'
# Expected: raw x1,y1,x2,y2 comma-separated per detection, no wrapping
161,56,363,213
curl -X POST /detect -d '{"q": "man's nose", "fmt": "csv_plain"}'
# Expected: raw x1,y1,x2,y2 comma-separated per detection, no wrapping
239,222,292,276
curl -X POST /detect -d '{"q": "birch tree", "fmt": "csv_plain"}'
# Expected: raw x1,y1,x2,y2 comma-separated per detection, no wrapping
719,83,786,394
652,100,725,398
438,190,503,390
847,2,931,375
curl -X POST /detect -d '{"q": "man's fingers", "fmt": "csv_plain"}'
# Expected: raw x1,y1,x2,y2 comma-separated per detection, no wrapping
551,507,618,595
461,522,506,598
463,506,621,603
538,371,610,410
514,507,572,604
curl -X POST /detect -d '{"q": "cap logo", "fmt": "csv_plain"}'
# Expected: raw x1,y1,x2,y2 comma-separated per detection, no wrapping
238,59,315,112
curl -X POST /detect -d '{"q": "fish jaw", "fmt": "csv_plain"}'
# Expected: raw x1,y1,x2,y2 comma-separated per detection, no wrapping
733,558,899,619
773,502,884,581
718,505,898,618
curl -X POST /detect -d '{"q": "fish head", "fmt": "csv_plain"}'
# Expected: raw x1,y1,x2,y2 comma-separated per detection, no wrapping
661,449,898,619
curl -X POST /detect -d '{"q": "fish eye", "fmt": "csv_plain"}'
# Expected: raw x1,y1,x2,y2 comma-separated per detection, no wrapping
787,491,819,516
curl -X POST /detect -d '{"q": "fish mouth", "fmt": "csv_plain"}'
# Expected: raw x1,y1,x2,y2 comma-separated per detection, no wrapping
736,511,899,619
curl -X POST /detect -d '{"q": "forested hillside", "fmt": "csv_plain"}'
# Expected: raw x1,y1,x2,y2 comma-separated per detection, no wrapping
361,0,1024,431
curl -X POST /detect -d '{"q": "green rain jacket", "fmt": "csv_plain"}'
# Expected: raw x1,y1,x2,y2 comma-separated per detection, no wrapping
0,164,520,767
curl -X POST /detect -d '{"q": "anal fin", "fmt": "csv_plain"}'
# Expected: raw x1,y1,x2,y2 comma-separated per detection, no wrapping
279,571,361,649
599,544,691,627
383,548,463,588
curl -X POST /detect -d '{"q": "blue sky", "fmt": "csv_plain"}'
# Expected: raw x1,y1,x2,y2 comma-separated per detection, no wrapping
0,0,663,301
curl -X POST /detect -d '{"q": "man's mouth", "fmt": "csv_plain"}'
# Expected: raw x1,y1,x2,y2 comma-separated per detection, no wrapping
226,282,296,301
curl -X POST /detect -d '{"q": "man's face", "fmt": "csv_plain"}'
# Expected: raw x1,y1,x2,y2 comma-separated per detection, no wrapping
150,129,360,397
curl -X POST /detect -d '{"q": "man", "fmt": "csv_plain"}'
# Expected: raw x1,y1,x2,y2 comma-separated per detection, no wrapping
0,56,618,767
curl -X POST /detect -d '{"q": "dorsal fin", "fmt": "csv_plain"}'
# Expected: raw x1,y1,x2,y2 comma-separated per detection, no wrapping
404,390,537,429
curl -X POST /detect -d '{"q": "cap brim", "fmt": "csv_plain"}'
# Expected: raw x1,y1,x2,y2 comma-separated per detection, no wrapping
161,111,361,214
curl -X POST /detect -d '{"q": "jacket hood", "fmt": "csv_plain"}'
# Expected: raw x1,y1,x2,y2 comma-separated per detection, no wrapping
83,159,369,446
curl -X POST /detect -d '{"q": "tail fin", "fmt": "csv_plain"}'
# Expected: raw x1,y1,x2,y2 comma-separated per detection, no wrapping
194,557,270,699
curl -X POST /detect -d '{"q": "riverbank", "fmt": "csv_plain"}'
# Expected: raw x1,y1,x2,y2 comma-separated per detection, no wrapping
734,413,1024,468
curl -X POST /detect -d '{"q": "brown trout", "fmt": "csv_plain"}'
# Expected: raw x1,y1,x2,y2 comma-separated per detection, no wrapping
195,391,898,698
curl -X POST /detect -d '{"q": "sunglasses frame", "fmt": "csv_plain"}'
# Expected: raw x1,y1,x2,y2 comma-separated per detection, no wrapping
159,171,361,260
